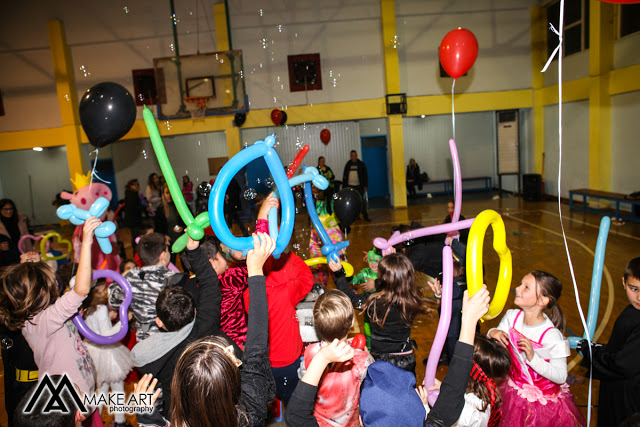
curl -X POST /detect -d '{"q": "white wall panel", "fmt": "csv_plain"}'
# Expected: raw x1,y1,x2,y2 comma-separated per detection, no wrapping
109,130,227,198
397,0,533,96
614,32,640,69
543,101,589,198
403,112,496,185
0,147,70,225
230,0,384,110
611,91,640,194
241,121,361,177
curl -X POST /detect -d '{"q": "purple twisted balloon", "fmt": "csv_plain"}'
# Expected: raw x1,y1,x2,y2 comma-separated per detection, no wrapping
72,269,132,345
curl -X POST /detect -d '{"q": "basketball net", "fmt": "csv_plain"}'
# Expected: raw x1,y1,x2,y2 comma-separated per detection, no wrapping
184,96,210,120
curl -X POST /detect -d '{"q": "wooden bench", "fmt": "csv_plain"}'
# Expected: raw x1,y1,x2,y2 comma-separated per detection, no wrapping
416,176,493,196
569,188,640,222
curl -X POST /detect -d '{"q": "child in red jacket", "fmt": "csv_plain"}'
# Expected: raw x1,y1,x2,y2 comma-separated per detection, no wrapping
243,195,313,405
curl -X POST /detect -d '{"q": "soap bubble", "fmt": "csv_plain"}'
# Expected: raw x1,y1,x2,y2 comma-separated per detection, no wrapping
1,337,13,350
198,183,211,197
265,178,274,188
244,188,257,200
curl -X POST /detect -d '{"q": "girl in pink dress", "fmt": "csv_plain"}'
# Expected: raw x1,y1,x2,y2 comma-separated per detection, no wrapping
488,270,585,427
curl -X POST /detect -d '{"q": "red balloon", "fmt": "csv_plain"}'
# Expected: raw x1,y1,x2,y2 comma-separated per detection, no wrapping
439,28,479,79
271,109,282,125
351,334,366,350
320,129,331,144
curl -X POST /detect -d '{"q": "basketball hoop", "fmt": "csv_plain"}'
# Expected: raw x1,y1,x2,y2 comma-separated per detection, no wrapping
184,96,210,120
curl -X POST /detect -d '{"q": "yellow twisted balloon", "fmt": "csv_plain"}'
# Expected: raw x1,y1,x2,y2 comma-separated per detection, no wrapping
305,257,354,277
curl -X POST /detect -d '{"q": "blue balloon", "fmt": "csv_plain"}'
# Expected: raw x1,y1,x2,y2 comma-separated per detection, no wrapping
56,197,116,254
209,135,295,256
268,166,329,244
568,216,611,349
304,178,349,263
95,222,117,254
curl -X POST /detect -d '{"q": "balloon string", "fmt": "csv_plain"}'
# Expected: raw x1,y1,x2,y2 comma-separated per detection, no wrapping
542,1,591,424
89,149,112,188
451,79,456,140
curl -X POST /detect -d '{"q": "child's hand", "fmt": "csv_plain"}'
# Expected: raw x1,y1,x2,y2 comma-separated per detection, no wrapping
186,233,199,250
134,374,161,407
461,285,490,324
82,217,102,243
416,385,429,405
427,278,442,297
318,339,355,364
257,193,280,220
359,280,375,293
517,337,535,361
488,329,510,348
328,258,343,272
20,251,41,263
246,232,275,276
428,378,442,391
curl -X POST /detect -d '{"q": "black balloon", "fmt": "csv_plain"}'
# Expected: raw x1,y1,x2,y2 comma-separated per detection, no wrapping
333,187,362,228
79,82,137,148
280,110,287,125
234,112,247,127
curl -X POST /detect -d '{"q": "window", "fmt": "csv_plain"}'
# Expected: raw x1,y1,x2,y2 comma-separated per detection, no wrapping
620,4,640,38
287,54,322,92
546,0,589,58
132,68,162,106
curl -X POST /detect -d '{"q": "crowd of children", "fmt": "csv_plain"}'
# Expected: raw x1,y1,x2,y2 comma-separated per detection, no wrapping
1,188,640,427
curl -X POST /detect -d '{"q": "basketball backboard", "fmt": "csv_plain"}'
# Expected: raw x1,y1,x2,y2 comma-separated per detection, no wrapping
153,50,248,120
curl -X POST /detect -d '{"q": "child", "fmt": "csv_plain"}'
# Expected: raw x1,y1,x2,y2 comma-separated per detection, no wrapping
243,196,313,405
447,334,511,427
131,233,242,416
119,258,137,276
286,286,492,427
302,289,374,426
109,232,175,342
134,232,277,427
329,253,428,374
488,271,585,426
578,257,640,427
308,185,344,286
0,219,99,407
81,280,133,427
350,249,381,349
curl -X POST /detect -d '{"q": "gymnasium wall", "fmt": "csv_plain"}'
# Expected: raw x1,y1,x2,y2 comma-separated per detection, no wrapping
543,101,590,199
106,130,228,200
0,147,70,224
611,90,640,195
396,0,533,95
241,121,361,184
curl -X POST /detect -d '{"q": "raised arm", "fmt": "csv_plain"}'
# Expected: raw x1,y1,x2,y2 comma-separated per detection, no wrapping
329,259,369,309
428,286,490,427
239,232,277,426
185,235,221,333
75,217,101,298
580,328,640,381
285,340,355,427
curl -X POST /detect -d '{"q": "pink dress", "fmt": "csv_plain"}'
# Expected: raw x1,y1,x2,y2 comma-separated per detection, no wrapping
498,311,585,426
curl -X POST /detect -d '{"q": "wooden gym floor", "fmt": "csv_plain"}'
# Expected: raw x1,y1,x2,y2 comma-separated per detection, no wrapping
1,193,639,426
